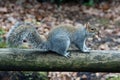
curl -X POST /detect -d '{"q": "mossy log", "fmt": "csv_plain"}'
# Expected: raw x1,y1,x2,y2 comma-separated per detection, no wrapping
0,48,120,72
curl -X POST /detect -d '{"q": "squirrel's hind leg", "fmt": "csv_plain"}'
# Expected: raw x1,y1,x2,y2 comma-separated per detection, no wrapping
49,35,70,57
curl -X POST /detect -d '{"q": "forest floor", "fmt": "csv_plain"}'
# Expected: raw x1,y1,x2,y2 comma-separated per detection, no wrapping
0,0,120,50
0,0,120,80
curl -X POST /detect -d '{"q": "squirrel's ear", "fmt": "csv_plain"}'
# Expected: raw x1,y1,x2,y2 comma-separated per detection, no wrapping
84,22,90,29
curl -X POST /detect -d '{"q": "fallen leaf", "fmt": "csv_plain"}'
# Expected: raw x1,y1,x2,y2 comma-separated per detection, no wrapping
0,7,8,13
99,43,109,50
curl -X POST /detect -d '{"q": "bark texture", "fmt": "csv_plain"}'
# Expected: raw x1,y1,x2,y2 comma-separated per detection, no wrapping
0,48,120,72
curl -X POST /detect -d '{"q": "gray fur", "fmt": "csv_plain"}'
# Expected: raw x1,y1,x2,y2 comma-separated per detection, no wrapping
7,23,94,57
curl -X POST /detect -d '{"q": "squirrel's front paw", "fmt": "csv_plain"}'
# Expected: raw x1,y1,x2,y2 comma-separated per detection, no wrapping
86,47,91,50
82,48,90,53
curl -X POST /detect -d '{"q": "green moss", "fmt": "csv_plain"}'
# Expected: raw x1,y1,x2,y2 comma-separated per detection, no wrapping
0,42,7,48
107,76,120,80
98,18,109,26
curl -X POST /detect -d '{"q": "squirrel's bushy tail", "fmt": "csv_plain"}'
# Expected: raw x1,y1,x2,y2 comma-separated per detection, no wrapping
6,22,43,48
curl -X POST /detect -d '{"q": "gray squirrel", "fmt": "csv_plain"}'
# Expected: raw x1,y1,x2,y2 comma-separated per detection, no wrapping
6,22,97,57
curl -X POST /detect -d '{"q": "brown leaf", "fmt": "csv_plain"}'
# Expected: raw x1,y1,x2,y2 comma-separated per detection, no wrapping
0,7,8,13
99,44,109,50
99,2,110,11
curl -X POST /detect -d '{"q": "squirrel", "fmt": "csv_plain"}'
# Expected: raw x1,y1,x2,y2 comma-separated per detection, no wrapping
6,22,97,57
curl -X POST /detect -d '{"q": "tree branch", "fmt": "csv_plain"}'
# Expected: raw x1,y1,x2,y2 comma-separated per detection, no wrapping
0,48,120,72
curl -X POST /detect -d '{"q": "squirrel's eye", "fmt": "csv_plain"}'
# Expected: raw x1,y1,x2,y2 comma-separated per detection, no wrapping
91,28,94,31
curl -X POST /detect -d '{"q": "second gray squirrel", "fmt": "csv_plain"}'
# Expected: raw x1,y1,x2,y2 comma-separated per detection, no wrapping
7,22,97,57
